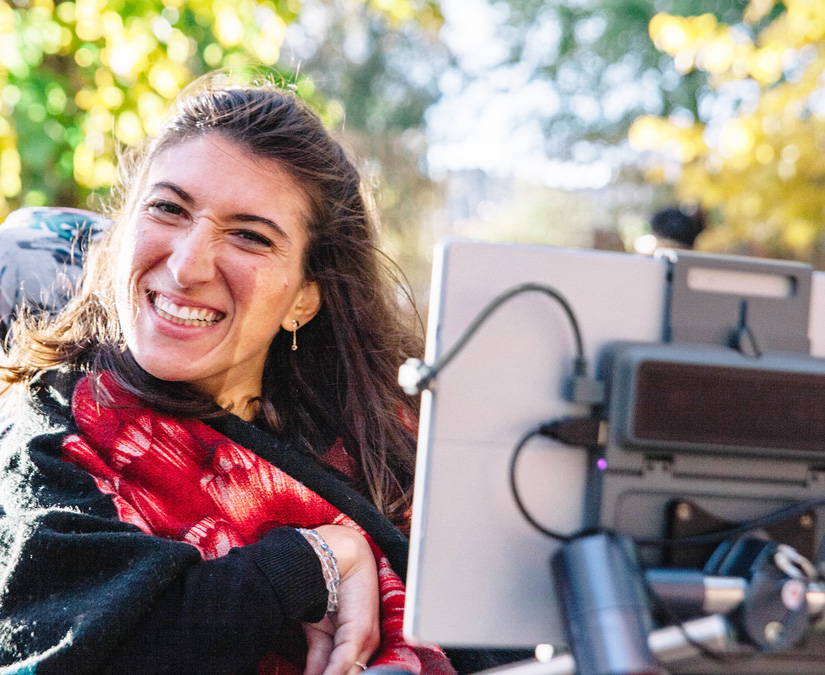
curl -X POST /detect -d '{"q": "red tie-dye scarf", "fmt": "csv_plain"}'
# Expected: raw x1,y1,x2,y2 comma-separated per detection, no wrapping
60,374,454,674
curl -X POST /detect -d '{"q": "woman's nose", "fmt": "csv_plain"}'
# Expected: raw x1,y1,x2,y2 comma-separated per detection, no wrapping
166,221,217,288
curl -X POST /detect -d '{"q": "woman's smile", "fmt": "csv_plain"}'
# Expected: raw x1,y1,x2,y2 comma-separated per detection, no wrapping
148,291,225,328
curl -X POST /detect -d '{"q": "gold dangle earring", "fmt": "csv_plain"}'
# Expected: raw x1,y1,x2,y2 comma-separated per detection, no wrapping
291,319,300,351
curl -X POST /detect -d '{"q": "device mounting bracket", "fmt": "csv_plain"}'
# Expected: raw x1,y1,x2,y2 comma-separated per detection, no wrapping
660,250,812,353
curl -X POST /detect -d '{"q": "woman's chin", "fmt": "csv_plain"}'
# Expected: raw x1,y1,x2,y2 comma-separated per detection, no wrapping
130,353,201,384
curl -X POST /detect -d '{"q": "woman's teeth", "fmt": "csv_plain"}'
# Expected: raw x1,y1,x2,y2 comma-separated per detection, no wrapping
151,293,224,327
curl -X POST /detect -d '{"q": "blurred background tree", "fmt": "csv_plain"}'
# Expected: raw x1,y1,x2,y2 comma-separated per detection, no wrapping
421,0,752,258
3,0,294,215
0,0,441,224
280,0,448,295
498,0,749,160
6,0,825,300
629,0,825,265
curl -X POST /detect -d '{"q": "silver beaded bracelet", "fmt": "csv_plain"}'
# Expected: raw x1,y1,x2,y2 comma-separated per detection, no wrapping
297,527,341,614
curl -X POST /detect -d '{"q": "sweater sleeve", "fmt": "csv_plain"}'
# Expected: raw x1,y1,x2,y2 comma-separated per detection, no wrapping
0,421,327,675
102,527,327,673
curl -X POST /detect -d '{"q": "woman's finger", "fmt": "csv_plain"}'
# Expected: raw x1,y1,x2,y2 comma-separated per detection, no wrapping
320,608,380,675
321,611,380,675
302,619,335,675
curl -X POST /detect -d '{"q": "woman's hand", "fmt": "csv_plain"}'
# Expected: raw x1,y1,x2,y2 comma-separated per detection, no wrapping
302,524,380,675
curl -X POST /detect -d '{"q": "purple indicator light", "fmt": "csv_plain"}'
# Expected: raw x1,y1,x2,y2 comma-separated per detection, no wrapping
596,458,608,471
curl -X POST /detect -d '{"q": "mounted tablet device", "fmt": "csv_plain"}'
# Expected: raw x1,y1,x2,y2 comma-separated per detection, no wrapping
403,239,825,673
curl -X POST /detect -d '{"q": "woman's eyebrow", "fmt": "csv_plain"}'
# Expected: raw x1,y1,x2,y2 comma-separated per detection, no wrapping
152,181,195,204
150,181,289,240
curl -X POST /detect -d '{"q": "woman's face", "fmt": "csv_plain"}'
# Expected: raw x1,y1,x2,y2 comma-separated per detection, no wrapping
115,133,320,413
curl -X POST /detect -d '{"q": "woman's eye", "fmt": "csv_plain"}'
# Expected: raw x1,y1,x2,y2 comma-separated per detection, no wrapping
233,230,274,248
147,200,185,219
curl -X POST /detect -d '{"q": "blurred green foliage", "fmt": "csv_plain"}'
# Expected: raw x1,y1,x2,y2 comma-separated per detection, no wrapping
500,1,754,156
631,0,825,264
285,1,448,295
0,0,441,218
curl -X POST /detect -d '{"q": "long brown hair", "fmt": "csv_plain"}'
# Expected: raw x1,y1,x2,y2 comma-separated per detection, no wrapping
2,82,423,523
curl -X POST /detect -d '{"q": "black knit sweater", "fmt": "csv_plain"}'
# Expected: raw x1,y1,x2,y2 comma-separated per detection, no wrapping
0,371,522,674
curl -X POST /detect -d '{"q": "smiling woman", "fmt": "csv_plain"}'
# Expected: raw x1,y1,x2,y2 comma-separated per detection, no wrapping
118,135,320,415
0,80,516,675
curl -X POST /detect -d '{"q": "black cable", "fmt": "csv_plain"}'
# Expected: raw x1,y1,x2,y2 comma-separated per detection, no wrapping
421,282,587,391
636,496,825,549
510,419,825,556
409,281,588,540
508,424,574,542
436,283,586,540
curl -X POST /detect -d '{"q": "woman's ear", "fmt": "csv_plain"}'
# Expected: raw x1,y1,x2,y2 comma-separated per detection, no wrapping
282,281,321,330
